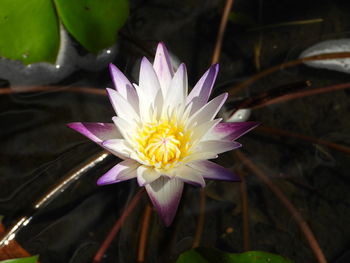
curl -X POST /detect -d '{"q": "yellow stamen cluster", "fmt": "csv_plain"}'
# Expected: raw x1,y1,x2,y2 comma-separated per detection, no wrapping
136,119,190,169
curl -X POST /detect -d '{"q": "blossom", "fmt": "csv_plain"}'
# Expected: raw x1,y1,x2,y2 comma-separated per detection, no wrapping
68,43,258,226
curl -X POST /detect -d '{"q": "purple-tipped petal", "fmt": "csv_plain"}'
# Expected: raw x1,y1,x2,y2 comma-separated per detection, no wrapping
97,159,139,185
189,93,228,125
189,160,240,181
197,140,242,154
187,64,219,113
145,177,184,226
102,139,133,158
213,122,259,140
153,42,174,93
165,63,187,106
175,165,206,187
67,122,120,145
109,64,139,112
106,88,139,121
140,57,161,97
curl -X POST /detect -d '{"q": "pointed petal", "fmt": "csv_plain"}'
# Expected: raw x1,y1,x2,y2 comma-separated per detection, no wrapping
102,139,134,158
211,121,259,140
191,119,222,143
165,63,187,108
137,165,161,186
109,64,139,113
145,177,184,226
112,116,136,143
106,88,140,121
196,140,242,154
67,122,120,145
187,64,219,113
182,151,218,164
189,160,240,181
175,165,206,187
188,93,227,125
139,57,161,97
153,42,174,94
97,159,139,185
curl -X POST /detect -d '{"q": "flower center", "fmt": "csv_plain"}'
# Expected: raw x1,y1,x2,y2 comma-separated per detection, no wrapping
136,119,190,169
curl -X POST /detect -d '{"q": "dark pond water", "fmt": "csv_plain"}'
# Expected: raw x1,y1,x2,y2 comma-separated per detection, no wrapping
1,0,350,262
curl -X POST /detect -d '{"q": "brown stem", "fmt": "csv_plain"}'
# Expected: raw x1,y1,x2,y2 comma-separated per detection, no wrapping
211,0,234,64
93,188,145,263
235,150,328,263
137,203,153,262
255,125,350,155
192,188,206,248
251,82,350,110
239,173,251,251
229,52,350,96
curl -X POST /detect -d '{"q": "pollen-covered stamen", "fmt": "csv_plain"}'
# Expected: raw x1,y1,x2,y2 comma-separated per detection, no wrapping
136,119,189,169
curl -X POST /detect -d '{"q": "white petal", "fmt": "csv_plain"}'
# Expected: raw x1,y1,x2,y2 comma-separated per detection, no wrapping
112,116,136,143
188,93,227,126
182,152,218,164
191,119,222,144
153,42,174,95
134,83,153,122
187,64,219,113
97,159,139,185
175,165,205,187
145,177,184,226
139,57,161,101
109,64,139,112
102,139,134,158
196,140,242,154
188,160,240,181
137,165,161,186
67,122,121,145
164,63,187,109
106,88,140,122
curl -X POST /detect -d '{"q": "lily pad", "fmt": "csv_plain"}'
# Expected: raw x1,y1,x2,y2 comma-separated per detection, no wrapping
176,248,293,263
0,255,39,263
0,0,59,64
53,0,129,54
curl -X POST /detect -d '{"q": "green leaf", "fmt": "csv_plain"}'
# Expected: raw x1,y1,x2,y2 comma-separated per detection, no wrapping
176,248,294,263
0,0,59,64
53,0,129,54
0,255,39,263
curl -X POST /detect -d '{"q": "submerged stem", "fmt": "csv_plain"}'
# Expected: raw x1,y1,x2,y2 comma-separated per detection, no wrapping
235,150,328,263
137,203,153,262
255,125,350,155
93,188,145,263
229,52,350,96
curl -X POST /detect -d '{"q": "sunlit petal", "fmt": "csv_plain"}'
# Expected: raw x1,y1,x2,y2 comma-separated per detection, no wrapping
187,64,219,113
97,159,139,185
145,177,184,226
109,64,139,112
153,42,174,95
189,160,240,181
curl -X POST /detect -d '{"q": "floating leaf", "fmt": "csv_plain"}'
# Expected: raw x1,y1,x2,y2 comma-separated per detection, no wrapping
300,39,350,74
0,0,59,64
176,248,293,263
53,0,129,54
0,256,39,263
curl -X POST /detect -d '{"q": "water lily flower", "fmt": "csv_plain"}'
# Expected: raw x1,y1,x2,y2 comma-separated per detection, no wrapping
68,43,258,226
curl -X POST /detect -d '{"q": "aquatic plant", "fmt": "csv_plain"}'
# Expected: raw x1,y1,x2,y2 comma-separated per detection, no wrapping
68,42,258,226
